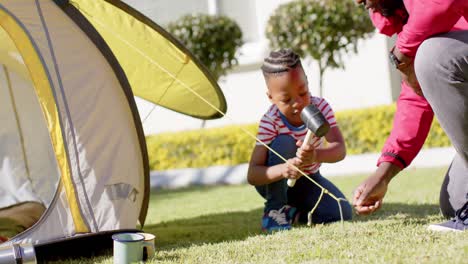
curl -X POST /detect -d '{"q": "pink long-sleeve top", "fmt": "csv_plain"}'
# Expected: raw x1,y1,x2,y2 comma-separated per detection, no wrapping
370,0,468,169
397,0,468,57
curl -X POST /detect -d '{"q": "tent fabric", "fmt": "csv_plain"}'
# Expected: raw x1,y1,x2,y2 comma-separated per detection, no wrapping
0,64,59,209
0,0,145,244
0,0,227,248
57,1,150,229
70,0,227,119
0,1,86,233
0,29,29,81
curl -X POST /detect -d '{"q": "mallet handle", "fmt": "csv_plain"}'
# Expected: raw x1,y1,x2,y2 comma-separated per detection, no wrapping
287,129,314,187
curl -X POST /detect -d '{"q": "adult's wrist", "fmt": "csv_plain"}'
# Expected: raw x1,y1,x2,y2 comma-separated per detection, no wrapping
376,162,402,184
390,46,413,70
379,152,407,168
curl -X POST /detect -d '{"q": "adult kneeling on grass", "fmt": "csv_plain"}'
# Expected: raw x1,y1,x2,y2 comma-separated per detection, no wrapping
352,0,468,232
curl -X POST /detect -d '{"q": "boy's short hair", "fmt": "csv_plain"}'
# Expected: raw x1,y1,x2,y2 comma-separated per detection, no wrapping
261,49,302,76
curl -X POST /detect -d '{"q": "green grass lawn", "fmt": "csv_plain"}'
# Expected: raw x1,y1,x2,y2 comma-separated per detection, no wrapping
61,167,468,263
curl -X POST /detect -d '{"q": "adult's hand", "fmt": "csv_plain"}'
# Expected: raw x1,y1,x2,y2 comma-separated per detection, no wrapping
353,162,401,215
353,173,388,214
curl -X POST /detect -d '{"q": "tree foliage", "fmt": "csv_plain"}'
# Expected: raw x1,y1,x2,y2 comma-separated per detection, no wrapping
167,14,243,81
266,0,375,95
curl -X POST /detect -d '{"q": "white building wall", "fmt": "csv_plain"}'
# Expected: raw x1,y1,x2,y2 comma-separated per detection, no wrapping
122,0,209,26
124,0,399,135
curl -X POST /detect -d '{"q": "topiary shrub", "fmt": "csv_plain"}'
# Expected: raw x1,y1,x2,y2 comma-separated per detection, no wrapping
266,0,375,96
167,14,243,81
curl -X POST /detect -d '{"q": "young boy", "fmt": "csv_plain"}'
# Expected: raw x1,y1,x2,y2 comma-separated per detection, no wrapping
247,49,352,233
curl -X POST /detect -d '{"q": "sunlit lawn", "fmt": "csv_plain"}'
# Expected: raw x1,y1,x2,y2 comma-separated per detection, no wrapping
58,166,468,263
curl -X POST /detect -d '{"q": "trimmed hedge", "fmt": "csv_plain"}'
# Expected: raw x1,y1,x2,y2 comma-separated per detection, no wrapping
167,14,243,81
146,104,451,171
146,125,258,171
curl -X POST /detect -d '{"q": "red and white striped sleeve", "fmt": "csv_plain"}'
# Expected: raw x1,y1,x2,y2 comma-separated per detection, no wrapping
316,98,337,128
256,114,278,146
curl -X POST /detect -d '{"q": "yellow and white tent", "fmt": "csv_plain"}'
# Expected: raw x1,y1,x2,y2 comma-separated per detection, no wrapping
0,0,226,253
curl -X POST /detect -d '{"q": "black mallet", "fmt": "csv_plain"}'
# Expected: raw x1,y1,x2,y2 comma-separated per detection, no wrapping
287,104,330,187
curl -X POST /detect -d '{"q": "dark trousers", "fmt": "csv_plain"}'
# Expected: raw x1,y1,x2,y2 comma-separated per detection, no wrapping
255,134,352,224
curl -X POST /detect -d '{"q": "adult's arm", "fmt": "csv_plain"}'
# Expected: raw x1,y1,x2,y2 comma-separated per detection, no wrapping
377,82,434,169
369,9,406,37
353,83,434,214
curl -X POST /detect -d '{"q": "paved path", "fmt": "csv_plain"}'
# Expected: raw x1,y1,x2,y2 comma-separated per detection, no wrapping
150,147,456,189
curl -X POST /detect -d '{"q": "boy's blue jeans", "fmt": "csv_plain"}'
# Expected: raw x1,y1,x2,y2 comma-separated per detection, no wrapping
255,134,352,224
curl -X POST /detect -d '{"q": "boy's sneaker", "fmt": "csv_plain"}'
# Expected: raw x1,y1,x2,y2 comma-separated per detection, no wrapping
428,202,468,232
262,205,297,233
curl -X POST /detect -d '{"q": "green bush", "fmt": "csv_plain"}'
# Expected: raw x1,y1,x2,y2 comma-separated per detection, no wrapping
336,105,451,154
167,14,243,81
146,124,258,171
146,105,451,171
266,0,374,95
336,105,395,154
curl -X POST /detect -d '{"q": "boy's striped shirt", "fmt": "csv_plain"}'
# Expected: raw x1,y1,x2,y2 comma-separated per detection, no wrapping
256,96,337,174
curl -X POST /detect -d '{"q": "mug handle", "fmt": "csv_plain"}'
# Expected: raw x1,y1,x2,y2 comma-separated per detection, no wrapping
142,246,148,261
141,240,155,261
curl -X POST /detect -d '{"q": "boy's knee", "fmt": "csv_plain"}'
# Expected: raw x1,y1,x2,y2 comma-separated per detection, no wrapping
329,198,353,222
307,198,352,224
268,134,297,162
270,134,296,149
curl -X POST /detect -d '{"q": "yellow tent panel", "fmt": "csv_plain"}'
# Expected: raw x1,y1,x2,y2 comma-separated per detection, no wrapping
70,0,227,119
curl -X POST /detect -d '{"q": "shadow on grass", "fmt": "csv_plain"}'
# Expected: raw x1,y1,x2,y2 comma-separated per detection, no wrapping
351,202,441,224
41,202,441,263
143,202,441,261
143,208,264,251
143,208,265,262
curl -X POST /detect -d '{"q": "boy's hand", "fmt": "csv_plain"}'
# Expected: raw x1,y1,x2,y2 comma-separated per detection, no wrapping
295,140,317,165
282,158,302,180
